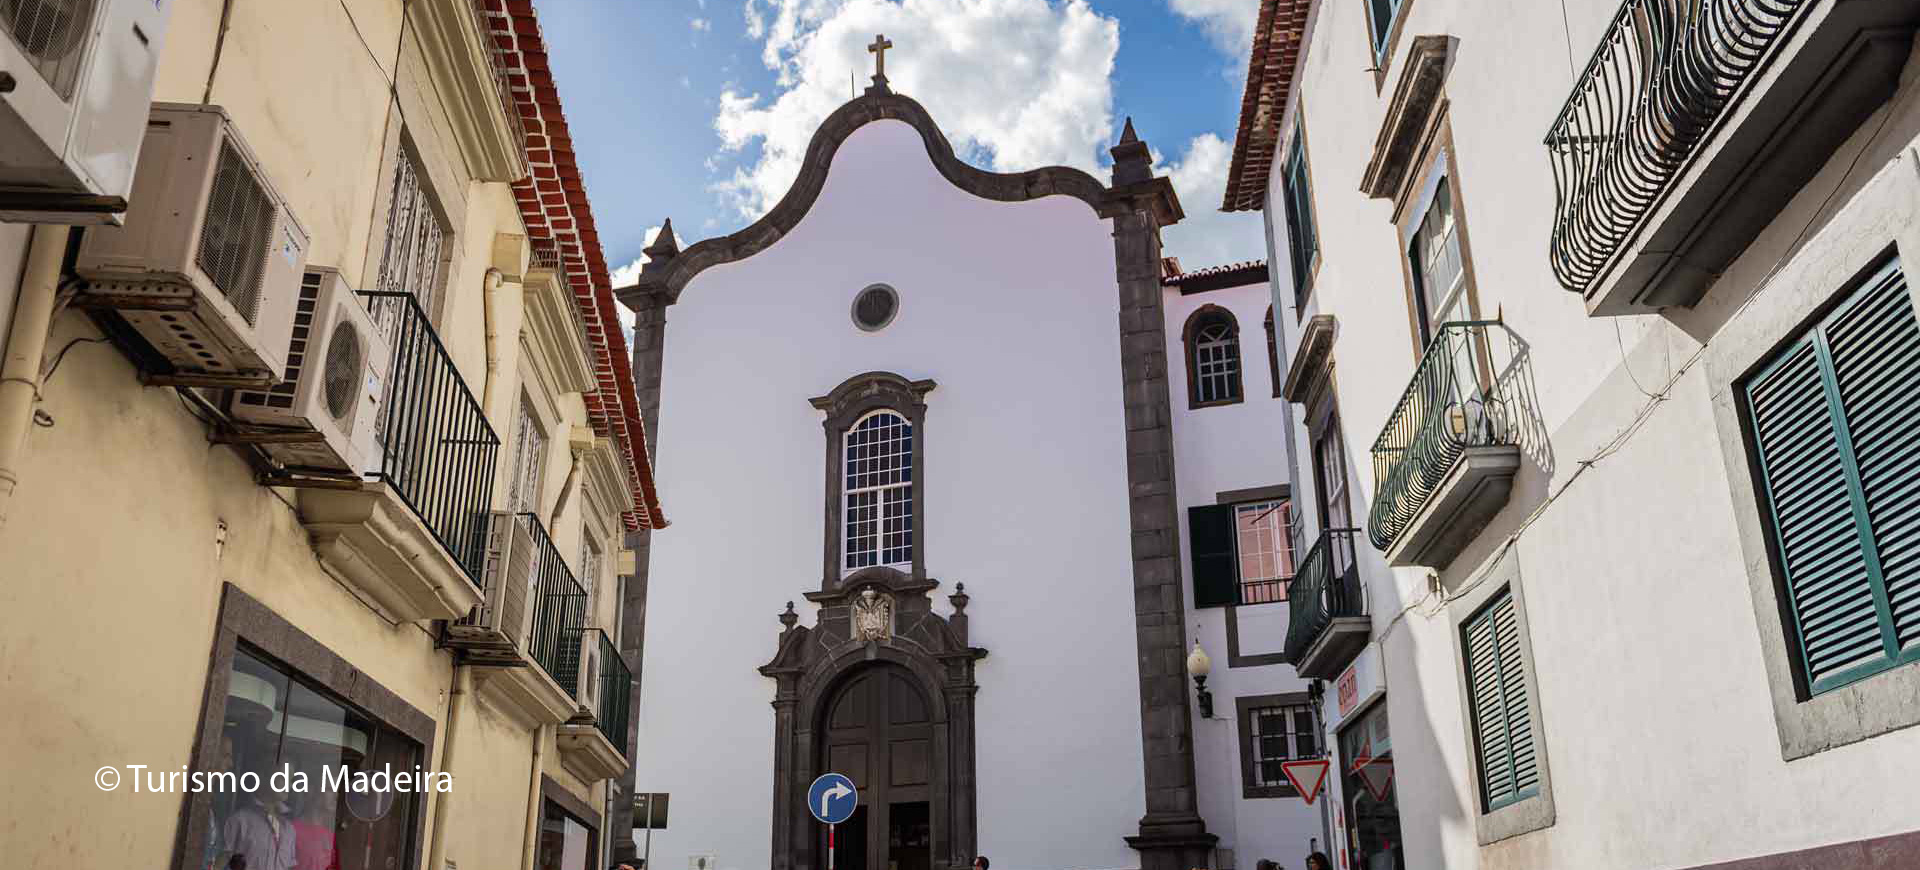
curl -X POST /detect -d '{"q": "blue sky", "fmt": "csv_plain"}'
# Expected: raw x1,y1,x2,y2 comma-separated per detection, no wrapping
539,0,1269,282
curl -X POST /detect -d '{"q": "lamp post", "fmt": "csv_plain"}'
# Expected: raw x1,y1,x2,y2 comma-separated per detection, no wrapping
1187,639,1214,719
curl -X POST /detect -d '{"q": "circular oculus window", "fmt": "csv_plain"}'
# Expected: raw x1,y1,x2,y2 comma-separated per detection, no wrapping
851,284,899,332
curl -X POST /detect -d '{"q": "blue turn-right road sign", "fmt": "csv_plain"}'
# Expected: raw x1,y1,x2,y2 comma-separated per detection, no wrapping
808,772,858,824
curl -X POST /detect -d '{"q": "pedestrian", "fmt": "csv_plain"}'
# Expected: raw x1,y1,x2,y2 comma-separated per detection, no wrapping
973,857,989,870
1306,852,1333,870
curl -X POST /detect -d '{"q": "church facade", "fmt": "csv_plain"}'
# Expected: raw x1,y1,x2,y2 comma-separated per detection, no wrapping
621,70,1323,870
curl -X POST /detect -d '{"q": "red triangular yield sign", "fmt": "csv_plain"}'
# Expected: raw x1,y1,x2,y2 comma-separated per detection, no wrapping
1281,758,1331,805
1357,755,1394,803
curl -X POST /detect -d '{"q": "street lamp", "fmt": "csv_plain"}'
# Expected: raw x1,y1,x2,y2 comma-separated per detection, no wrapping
1187,639,1213,719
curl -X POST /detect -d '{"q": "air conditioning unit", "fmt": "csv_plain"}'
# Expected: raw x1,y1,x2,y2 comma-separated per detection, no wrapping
572,632,601,718
76,103,308,385
445,512,538,664
230,268,389,475
0,0,173,223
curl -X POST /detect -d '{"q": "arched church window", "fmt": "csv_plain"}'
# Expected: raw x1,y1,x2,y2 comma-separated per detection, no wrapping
844,409,914,571
1185,306,1244,408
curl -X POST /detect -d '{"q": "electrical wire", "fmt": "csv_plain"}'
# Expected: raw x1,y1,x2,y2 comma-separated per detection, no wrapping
38,337,108,387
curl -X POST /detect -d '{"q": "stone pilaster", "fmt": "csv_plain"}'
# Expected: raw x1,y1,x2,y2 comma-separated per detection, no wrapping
1109,122,1214,870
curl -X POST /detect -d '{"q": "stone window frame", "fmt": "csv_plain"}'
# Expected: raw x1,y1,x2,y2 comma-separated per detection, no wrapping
1393,118,1487,361
1236,691,1314,799
170,583,437,870
1183,304,1247,409
362,102,465,330
1705,150,1920,760
539,773,602,865
1264,305,1282,398
1363,0,1422,93
1280,115,1323,318
1446,548,1556,844
809,372,937,589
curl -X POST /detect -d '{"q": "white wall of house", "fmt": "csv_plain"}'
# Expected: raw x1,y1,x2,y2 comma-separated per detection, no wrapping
1262,0,1920,868
1162,277,1325,867
636,119,1147,870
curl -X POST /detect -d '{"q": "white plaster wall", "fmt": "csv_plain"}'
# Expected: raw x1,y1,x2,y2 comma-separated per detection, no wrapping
1161,279,1324,866
1261,0,1920,868
636,119,1145,870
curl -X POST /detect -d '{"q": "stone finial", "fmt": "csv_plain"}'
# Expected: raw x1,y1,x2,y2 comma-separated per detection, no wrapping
779,600,798,632
1110,116,1152,187
643,218,681,263
948,582,969,614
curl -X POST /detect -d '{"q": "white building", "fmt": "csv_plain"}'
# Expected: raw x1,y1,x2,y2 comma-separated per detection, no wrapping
619,68,1323,870
1225,0,1920,868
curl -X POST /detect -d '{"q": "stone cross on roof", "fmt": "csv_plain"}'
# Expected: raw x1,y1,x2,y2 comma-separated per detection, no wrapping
867,34,893,89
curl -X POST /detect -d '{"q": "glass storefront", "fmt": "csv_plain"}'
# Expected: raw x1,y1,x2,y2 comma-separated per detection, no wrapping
537,800,595,870
201,647,422,870
1338,701,1403,870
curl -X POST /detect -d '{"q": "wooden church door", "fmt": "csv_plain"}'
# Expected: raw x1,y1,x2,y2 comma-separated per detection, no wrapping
820,664,934,870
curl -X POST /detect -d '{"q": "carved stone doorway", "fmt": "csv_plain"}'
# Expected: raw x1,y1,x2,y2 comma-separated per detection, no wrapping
819,663,934,870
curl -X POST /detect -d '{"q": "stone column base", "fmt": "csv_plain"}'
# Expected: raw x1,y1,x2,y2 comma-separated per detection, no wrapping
1126,821,1219,870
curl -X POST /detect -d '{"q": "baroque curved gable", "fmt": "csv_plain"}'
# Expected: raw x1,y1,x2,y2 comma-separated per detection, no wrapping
629,89,1179,304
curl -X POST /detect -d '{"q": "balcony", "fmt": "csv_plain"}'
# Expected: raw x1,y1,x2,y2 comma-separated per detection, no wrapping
467,512,589,728
556,628,632,782
297,291,499,623
1283,528,1369,680
1367,322,1527,570
1547,0,1920,315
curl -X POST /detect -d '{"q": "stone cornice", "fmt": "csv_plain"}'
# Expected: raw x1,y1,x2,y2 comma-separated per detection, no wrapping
1360,35,1453,204
521,267,595,396
622,90,1184,308
410,0,525,183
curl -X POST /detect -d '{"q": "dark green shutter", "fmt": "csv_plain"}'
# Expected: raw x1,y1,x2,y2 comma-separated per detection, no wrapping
1462,588,1537,812
1282,132,1317,301
1744,259,1920,693
1189,505,1239,609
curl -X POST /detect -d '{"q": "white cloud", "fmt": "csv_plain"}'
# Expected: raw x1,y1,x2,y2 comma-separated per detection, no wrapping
715,0,1120,220
691,16,712,30
1165,0,1258,57
1157,133,1266,269
610,224,663,339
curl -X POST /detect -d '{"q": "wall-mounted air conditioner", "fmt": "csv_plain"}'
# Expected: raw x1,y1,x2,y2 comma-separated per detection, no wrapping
573,632,600,718
445,512,538,662
230,268,389,475
76,103,308,385
0,0,174,223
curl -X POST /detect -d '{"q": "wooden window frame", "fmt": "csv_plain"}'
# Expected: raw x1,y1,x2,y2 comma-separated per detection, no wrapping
1394,120,1486,362
1183,304,1246,409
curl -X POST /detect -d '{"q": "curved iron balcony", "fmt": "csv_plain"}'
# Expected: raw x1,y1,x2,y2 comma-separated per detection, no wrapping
1546,0,1812,296
1367,322,1526,560
1283,528,1368,679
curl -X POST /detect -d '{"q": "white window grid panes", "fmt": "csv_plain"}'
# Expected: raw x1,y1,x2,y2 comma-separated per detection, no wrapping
843,411,913,571
1195,321,1242,404
374,144,448,338
1236,500,1296,603
508,401,546,515
1416,178,1469,332
1250,703,1319,788
579,534,601,619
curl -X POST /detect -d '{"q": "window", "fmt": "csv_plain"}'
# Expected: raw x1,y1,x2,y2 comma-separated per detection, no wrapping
374,142,449,334
851,284,899,331
1238,696,1317,798
1365,0,1408,61
844,410,914,571
1189,497,1297,608
579,533,602,619
1185,306,1244,407
1236,500,1296,604
1461,588,1539,812
207,648,423,870
1408,177,1473,347
1314,416,1352,530
1280,128,1319,309
1339,702,1404,870
535,799,595,870
1742,258,1920,696
509,399,547,515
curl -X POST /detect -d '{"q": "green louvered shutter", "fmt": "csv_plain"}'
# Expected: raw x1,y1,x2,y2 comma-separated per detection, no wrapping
1462,588,1538,812
1189,505,1240,609
1744,258,1920,693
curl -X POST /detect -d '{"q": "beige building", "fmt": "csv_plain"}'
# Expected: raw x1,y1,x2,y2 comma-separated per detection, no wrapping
1226,0,1920,868
0,2,664,870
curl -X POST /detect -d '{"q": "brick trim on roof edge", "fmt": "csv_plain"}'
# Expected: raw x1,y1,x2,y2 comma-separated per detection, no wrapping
481,0,665,530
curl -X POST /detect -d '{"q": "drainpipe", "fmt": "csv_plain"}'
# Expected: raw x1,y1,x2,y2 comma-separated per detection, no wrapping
425,665,472,870
520,724,549,870
0,225,71,533
481,267,503,418
548,448,583,532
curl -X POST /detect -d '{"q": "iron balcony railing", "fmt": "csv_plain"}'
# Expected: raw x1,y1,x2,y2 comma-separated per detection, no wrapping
1282,528,1365,665
1367,322,1525,551
519,512,589,688
1546,0,1813,294
360,291,500,583
555,628,632,750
